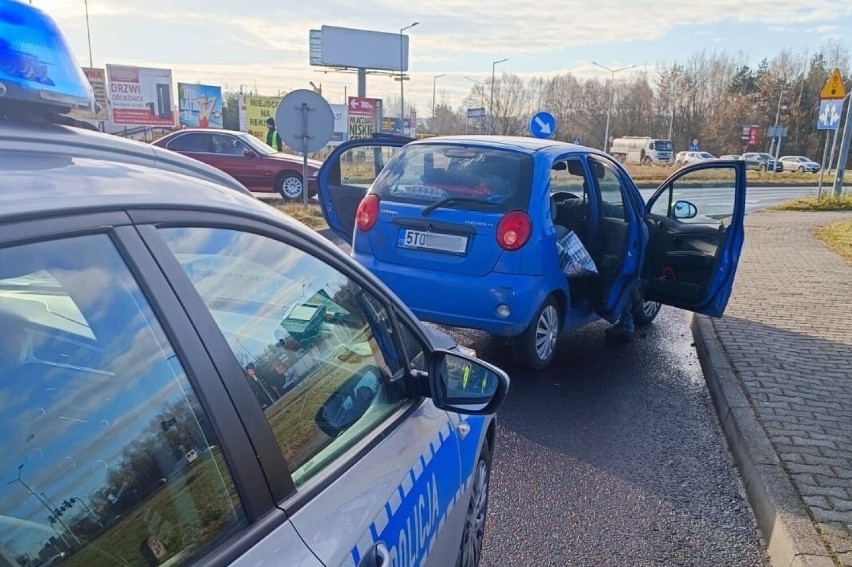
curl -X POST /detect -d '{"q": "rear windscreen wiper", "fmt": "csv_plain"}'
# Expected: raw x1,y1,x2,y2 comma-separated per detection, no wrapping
421,197,498,216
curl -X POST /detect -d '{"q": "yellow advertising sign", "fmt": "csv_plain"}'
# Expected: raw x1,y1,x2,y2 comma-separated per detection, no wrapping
820,68,846,100
239,94,282,142
69,67,108,121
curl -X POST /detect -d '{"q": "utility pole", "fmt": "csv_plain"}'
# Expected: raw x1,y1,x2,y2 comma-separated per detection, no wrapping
398,22,419,135
592,61,637,152
489,58,508,135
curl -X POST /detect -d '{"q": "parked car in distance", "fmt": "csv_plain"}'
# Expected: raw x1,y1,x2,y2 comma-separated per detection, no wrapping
318,135,747,370
719,154,763,171
154,128,322,199
675,151,717,166
743,152,782,172
2,4,510,567
779,155,821,173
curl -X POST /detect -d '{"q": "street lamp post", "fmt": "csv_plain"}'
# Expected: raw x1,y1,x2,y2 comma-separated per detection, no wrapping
84,0,93,67
399,22,419,134
7,464,80,547
489,58,508,135
592,61,637,151
432,73,445,120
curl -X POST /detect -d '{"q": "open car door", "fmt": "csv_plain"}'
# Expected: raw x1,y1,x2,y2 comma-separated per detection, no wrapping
316,135,411,242
642,160,746,317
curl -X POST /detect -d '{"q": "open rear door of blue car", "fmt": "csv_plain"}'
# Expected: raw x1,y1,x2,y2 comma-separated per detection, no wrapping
316,135,411,242
642,160,747,317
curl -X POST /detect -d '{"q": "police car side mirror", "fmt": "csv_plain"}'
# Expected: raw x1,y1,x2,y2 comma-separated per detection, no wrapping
422,350,509,415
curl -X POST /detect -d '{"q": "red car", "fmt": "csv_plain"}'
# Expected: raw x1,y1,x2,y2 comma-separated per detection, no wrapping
154,128,321,199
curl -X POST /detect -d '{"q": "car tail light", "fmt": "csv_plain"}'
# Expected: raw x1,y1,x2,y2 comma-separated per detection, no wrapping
496,210,532,251
356,194,379,232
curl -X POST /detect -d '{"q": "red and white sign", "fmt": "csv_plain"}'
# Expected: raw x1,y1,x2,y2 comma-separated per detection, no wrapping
348,96,378,116
106,64,175,126
347,97,382,140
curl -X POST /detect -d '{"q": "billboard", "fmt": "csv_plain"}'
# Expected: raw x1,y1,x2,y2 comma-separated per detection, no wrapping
178,83,223,129
347,97,382,140
311,26,408,72
330,103,348,145
239,94,282,142
106,65,175,126
70,67,108,121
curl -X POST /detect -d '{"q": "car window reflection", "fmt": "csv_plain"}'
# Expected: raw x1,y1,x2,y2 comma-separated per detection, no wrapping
159,227,414,487
0,234,245,567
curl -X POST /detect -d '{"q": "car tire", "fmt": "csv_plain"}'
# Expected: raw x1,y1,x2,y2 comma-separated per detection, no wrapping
456,440,492,567
276,172,304,200
797,165,804,173
632,298,661,326
511,297,559,370
759,164,767,172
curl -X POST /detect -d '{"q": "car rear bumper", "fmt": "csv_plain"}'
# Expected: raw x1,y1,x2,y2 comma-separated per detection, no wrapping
353,253,549,336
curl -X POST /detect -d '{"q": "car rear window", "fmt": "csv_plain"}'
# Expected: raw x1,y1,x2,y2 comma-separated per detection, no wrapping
371,144,533,213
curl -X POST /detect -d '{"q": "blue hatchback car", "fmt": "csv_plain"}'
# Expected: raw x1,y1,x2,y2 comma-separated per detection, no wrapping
317,135,747,370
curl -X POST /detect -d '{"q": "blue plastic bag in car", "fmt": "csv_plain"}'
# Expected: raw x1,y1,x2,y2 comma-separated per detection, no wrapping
557,231,598,278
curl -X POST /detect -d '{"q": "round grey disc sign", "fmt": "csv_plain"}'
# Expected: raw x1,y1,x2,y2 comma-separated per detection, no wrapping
275,89,334,154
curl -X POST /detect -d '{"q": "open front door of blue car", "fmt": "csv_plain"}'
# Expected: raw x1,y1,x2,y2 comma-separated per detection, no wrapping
642,160,747,317
316,135,411,242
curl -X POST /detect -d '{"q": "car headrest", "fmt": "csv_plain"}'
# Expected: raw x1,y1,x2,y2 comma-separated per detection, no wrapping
567,161,585,177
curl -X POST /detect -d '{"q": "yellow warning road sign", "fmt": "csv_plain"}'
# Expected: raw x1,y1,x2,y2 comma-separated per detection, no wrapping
820,68,846,100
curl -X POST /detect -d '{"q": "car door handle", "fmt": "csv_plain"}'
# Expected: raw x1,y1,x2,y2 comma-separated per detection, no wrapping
359,542,390,567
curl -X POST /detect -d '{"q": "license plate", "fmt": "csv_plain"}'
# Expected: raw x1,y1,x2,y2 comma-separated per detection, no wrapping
398,229,468,254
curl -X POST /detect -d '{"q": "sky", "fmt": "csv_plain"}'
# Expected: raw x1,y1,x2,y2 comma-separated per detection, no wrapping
35,0,852,115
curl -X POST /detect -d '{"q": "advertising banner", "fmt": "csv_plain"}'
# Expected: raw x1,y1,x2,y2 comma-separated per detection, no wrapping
178,83,223,129
330,103,348,145
70,67,108,121
347,97,382,140
106,65,175,126
239,94,282,142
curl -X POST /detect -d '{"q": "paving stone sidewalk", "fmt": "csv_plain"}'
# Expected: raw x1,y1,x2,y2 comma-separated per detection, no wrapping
698,210,852,567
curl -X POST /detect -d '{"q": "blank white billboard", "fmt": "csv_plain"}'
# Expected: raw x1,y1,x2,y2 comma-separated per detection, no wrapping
316,25,409,72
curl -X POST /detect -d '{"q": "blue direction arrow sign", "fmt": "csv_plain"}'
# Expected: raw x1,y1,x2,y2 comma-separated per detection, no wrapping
817,100,842,130
529,111,556,138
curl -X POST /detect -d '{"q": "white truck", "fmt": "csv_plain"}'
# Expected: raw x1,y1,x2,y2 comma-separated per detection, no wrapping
609,137,674,165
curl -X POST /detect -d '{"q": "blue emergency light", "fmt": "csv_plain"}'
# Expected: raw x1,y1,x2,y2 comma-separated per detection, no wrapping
0,0,94,113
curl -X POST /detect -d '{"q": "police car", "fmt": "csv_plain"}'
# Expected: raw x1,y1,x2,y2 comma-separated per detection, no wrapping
0,3,509,567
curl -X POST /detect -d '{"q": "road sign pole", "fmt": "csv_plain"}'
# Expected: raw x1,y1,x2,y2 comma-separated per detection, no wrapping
298,102,313,206
827,93,850,173
832,95,852,197
817,132,830,198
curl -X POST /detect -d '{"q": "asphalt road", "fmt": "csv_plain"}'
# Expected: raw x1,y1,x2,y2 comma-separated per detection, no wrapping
439,310,770,567
637,184,818,217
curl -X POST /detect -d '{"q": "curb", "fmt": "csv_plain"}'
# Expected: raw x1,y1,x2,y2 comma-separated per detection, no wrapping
690,314,836,567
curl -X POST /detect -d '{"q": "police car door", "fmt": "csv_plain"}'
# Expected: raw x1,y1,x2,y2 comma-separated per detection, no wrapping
287,299,466,567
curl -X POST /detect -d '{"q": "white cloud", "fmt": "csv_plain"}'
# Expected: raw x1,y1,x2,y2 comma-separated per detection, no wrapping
37,0,852,108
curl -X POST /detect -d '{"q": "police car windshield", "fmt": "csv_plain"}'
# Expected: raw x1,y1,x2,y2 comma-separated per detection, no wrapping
239,133,276,155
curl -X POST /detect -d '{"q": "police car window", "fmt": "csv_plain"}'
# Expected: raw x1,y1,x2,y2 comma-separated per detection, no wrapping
158,227,414,487
166,132,211,153
0,234,246,567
